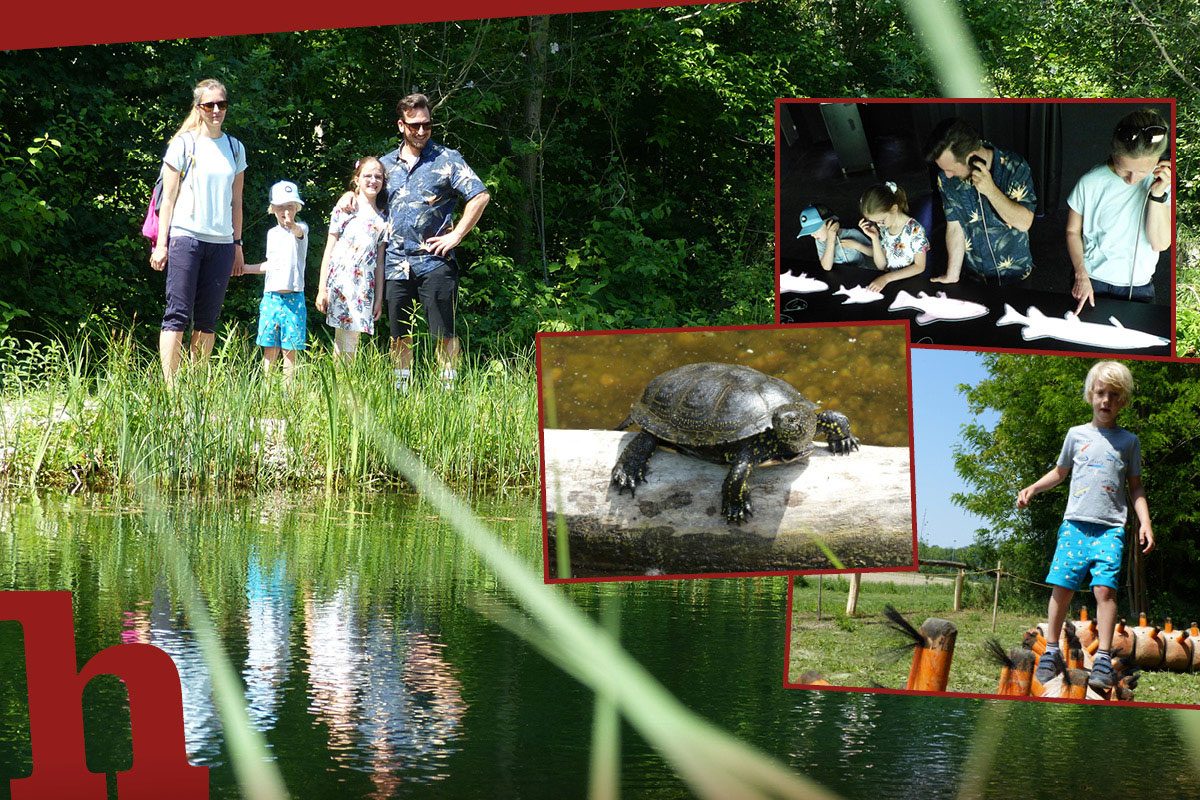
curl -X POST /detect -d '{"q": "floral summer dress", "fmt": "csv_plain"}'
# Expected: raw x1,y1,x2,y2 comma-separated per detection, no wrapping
323,205,389,334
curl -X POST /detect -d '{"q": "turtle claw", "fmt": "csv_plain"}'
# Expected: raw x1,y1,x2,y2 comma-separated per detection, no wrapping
817,411,859,455
722,495,753,524
611,463,647,496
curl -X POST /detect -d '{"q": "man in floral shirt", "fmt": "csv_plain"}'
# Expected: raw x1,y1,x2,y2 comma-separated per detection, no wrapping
924,118,1037,286
382,93,490,389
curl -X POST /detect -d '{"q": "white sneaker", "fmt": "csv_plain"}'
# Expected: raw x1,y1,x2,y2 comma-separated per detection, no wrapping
393,369,411,393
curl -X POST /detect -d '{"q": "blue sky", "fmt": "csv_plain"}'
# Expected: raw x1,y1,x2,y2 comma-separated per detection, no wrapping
911,348,999,549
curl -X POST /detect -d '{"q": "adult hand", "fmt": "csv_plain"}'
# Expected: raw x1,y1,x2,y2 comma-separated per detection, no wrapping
1150,160,1172,199
968,161,997,196
1140,524,1155,554
1072,273,1095,315
231,246,245,277
373,300,382,321
425,229,464,257
336,191,358,214
857,218,879,241
150,244,168,272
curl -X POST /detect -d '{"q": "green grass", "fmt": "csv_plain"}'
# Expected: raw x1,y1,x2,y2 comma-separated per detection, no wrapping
0,325,538,495
788,576,1200,705
1176,225,1200,357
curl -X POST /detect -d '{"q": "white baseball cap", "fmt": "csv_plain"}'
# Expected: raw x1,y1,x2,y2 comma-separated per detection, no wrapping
269,180,304,207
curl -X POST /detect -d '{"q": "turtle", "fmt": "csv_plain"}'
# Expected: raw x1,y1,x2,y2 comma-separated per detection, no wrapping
610,362,858,524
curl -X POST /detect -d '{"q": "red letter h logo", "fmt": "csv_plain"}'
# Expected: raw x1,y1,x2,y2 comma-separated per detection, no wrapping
1,591,209,799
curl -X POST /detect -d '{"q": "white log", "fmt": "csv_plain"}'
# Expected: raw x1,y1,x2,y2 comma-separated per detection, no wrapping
543,428,914,576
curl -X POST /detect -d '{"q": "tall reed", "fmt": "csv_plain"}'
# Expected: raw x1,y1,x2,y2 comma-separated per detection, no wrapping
0,325,538,496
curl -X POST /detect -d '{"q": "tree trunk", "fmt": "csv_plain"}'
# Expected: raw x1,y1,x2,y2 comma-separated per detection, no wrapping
521,15,550,279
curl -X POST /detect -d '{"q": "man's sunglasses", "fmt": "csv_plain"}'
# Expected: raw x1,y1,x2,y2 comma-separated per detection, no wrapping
401,119,434,131
1116,123,1167,146
197,100,230,111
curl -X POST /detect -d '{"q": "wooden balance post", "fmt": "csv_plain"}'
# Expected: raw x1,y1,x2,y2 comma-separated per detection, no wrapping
906,619,958,692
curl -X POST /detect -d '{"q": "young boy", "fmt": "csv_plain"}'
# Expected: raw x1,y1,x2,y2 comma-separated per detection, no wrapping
1016,361,1154,694
243,180,308,378
797,204,872,270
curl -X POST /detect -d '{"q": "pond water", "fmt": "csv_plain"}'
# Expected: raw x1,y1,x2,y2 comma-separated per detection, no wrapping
0,492,1195,799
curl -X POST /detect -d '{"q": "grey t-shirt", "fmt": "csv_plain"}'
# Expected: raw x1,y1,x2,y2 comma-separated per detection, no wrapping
1057,423,1141,527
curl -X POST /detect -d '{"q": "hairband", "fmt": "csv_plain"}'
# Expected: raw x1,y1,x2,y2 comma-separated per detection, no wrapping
885,181,898,192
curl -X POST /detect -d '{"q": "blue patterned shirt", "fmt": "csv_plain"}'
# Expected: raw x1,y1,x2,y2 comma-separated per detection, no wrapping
937,142,1037,280
381,141,487,279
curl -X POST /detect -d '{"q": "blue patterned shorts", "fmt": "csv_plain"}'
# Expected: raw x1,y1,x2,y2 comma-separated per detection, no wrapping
257,291,307,350
1045,519,1124,591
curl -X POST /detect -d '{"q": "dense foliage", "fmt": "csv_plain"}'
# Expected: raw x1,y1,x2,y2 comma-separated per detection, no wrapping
0,1,1195,355
953,354,1200,616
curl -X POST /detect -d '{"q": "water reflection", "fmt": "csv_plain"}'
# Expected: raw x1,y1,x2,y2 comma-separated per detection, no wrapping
0,494,1196,799
243,552,291,735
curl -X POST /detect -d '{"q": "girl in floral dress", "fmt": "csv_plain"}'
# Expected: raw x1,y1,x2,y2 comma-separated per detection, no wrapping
315,157,389,358
845,181,930,293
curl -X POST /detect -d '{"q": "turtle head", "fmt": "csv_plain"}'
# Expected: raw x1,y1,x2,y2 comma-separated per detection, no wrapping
772,403,817,455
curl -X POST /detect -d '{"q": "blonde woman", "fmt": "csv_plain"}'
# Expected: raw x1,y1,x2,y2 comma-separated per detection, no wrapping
149,78,247,383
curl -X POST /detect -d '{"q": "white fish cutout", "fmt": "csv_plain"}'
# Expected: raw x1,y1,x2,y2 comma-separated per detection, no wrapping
996,305,1169,350
888,290,989,325
834,284,885,305
779,272,829,294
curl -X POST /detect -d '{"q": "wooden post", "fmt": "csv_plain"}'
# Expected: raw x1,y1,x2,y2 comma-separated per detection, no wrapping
953,569,964,612
996,647,1034,696
990,560,1002,633
905,618,957,692
846,573,861,616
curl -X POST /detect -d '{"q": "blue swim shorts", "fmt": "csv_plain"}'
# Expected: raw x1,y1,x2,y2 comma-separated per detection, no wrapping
256,291,307,350
1045,518,1125,591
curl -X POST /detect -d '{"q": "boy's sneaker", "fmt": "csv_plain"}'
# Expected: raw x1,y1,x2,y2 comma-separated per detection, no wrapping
1035,649,1065,684
1088,660,1117,694
393,370,411,393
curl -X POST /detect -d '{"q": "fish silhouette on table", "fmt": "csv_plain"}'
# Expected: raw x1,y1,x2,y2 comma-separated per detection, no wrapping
888,290,989,325
833,285,884,304
997,305,1169,350
779,272,830,294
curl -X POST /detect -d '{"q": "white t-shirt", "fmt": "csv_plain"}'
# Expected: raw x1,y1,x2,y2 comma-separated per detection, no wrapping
1067,163,1161,287
262,221,308,293
164,132,247,244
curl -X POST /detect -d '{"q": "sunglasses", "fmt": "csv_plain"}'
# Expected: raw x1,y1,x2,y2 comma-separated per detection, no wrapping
402,119,434,132
1117,123,1166,146
197,100,229,112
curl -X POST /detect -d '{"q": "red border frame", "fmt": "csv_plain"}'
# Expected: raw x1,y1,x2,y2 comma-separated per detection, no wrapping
536,320,920,583
774,96,1179,360
0,0,729,51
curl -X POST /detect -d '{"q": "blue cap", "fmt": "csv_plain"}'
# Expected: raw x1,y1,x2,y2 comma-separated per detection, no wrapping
797,206,826,237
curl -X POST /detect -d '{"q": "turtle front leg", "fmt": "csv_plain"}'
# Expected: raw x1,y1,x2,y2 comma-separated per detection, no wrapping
816,410,859,454
721,452,755,524
612,431,658,496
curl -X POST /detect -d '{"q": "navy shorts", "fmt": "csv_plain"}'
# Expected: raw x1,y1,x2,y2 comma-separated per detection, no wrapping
1090,277,1154,304
386,263,458,339
162,236,235,333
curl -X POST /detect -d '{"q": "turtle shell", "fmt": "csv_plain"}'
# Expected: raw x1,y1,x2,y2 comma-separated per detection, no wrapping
629,362,816,447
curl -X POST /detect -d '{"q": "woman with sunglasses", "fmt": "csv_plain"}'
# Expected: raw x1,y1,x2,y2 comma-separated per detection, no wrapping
149,78,247,383
1066,108,1171,312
